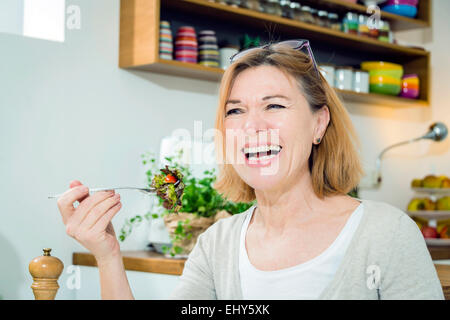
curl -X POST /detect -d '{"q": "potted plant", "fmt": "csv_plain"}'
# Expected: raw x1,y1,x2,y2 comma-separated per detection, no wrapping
119,149,254,257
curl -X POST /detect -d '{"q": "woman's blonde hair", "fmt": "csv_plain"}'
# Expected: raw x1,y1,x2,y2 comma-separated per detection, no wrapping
214,42,363,203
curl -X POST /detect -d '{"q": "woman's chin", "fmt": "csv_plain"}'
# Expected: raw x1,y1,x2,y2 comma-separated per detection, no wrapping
241,172,285,192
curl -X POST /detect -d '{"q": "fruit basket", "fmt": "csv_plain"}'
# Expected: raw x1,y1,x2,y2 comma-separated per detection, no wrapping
407,175,450,246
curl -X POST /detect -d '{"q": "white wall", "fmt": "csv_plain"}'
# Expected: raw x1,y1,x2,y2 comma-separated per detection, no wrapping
0,0,449,300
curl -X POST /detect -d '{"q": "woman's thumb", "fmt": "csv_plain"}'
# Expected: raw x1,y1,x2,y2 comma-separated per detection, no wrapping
69,180,82,189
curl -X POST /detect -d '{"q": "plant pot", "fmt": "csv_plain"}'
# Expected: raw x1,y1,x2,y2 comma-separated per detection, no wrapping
163,210,232,256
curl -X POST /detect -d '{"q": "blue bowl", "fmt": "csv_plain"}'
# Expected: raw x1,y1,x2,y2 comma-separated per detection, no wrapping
382,4,417,18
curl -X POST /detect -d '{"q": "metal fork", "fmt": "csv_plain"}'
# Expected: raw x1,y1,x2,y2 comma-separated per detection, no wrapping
47,187,157,199
48,180,180,199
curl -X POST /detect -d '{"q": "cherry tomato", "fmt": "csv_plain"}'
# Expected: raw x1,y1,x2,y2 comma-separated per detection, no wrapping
164,174,177,184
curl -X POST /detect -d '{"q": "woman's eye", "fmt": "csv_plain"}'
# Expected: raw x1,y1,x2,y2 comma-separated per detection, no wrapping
266,104,285,110
225,108,243,116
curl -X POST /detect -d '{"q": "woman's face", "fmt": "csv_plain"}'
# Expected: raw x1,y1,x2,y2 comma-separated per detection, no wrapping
224,65,328,192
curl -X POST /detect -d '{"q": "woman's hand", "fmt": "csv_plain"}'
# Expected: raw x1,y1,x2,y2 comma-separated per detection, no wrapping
57,180,122,263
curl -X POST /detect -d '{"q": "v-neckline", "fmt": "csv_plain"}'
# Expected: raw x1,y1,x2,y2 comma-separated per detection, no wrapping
232,198,370,300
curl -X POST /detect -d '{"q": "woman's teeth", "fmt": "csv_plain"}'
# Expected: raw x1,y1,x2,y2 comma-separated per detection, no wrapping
243,145,282,160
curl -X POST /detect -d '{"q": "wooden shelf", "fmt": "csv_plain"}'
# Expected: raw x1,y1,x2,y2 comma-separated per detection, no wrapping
130,57,224,81
131,58,428,108
119,0,431,107
336,89,429,108
73,251,186,276
164,0,429,58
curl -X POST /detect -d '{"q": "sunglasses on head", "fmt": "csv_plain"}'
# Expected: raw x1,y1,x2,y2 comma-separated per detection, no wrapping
229,39,320,78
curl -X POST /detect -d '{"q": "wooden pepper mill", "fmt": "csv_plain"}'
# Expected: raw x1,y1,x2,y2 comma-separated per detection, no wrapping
29,248,64,300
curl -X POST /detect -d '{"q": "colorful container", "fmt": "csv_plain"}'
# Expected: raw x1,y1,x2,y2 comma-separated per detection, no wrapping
198,30,220,68
362,61,404,96
400,74,420,99
174,26,198,64
159,21,173,60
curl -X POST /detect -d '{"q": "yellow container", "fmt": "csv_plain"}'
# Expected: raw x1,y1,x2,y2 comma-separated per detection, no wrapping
369,75,402,86
361,61,403,71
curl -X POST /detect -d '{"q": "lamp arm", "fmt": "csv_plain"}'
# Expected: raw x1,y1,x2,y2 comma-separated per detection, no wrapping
374,135,424,183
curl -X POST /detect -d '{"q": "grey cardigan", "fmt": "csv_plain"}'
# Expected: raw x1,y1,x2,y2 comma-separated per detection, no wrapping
169,199,444,300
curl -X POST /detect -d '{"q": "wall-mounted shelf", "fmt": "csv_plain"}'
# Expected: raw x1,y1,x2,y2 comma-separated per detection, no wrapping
119,0,431,108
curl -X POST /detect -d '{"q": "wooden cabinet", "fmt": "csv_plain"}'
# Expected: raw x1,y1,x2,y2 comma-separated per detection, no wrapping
119,0,432,107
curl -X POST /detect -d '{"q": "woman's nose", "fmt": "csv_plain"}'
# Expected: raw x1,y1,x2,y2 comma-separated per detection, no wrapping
243,110,268,135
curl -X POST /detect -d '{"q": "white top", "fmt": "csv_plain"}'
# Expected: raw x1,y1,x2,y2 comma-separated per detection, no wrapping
239,202,364,299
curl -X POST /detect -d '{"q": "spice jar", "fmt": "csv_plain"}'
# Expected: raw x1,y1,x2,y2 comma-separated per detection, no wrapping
226,0,241,7
240,0,261,11
310,8,319,25
342,12,358,35
299,6,315,24
319,64,336,87
335,66,354,91
378,20,390,42
368,18,379,39
280,0,293,19
262,0,282,16
358,15,370,37
328,12,340,30
290,2,302,21
317,10,329,27
352,69,369,93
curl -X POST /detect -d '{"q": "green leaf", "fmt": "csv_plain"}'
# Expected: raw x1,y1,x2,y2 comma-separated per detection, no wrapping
174,246,183,254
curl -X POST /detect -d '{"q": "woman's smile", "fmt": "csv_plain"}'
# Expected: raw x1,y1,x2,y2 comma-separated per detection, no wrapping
242,144,283,167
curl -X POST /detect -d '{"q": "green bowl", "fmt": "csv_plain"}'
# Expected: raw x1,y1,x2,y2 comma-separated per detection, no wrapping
369,69,404,79
370,83,401,95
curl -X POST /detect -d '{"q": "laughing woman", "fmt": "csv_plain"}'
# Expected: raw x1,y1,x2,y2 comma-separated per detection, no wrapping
57,40,444,300
169,40,444,300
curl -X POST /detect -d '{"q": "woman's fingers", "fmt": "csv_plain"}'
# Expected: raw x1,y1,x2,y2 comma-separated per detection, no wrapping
57,185,89,223
91,201,122,235
68,190,115,228
80,193,121,230
70,180,89,203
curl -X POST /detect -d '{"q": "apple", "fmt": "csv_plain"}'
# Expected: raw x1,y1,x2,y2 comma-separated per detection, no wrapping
421,226,438,239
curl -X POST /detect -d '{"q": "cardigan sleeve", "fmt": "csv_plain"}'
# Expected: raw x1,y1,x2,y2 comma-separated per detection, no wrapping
380,212,444,300
167,229,217,300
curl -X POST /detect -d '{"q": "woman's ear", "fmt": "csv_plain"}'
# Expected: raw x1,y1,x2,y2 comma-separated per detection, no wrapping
314,105,330,144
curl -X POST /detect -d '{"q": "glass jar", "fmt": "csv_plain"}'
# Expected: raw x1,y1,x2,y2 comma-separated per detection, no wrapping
335,67,354,91
319,64,335,87
358,14,370,37
378,20,390,42
368,21,379,39
280,0,293,19
240,0,261,11
262,0,282,16
352,69,369,93
290,2,302,21
317,10,329,27
299,6,315,24
310,8,319,25
328,12,340,30
226,0,241,7
342,12,358,35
